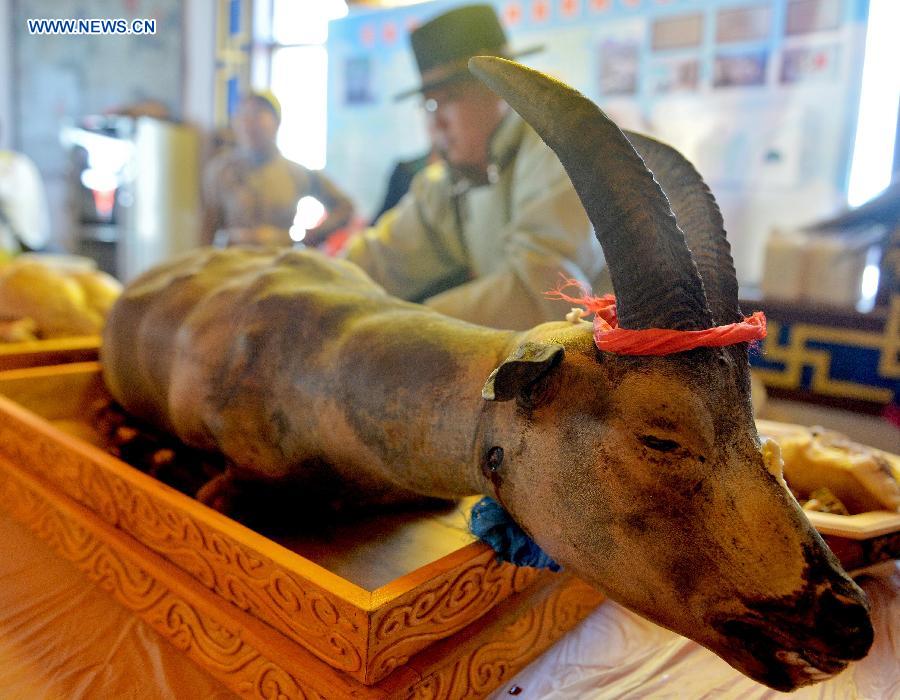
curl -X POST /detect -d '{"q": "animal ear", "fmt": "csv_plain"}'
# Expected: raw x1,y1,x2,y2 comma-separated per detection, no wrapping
482,342,565,402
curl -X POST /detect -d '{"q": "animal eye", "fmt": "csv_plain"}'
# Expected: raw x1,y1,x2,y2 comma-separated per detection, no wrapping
639,435,681,452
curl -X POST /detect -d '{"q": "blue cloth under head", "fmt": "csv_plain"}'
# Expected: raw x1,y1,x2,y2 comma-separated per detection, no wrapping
469,497,560,571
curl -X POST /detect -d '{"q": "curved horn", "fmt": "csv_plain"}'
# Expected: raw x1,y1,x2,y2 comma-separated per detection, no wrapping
469,56,712,331
624,132,742,325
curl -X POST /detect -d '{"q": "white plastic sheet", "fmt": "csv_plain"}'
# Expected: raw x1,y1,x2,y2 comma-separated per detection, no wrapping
0,511,235,699
491,564,899,699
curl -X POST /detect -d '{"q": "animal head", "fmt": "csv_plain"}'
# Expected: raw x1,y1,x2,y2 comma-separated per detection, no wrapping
469,56,873,691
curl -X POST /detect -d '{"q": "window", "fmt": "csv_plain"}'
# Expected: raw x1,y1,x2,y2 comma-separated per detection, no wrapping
848,0,900,206
252,0,348,170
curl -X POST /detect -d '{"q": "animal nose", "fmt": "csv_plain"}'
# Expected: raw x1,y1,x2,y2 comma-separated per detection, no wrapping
814,588,873,660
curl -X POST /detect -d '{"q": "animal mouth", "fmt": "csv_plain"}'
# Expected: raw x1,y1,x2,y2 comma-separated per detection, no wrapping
712,616,854,691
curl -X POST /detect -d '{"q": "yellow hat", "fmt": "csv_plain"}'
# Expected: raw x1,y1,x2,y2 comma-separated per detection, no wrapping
246,89,282,123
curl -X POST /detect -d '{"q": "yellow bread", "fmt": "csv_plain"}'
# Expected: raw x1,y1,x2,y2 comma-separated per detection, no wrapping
0,317,38,342
0,261,121,339
68,269,122,316
775,427,900,514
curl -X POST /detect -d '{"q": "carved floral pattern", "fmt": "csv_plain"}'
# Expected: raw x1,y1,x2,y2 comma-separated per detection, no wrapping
368,549,541,681
409,577,604,699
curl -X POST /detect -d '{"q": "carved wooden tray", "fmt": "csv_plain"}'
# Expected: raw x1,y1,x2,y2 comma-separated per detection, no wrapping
0,363,604,699
805,509,900,572
0,335,99,371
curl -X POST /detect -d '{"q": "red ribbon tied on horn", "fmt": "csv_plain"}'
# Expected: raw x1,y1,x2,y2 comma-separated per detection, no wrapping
546,278,766,356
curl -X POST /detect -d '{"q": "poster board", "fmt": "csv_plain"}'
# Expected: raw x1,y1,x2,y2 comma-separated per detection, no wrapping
326,0,870,285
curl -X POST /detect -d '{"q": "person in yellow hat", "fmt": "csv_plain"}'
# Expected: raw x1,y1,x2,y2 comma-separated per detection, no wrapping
202,91,355,247
343,4,605,330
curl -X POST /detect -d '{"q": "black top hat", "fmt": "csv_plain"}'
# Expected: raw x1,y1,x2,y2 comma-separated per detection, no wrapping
396,4,541,100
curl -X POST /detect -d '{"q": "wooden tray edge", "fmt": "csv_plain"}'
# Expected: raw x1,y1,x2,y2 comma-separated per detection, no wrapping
0,366,554,684
0,453,603,699
806,510,900,539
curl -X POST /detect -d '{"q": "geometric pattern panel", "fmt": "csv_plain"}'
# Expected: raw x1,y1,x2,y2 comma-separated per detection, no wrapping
750,295,900,406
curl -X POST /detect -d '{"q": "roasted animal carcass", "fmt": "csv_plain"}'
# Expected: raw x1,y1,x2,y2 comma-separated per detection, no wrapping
102,58,873,691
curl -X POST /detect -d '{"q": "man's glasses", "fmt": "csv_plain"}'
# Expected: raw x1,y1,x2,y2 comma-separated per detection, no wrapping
421,78,478,113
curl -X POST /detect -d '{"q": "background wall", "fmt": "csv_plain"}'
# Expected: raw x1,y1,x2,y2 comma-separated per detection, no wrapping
183,1,217,133
326,0,871,286
10,0,185,249
12,0,184,165
0,0,221,253
0,1,11,151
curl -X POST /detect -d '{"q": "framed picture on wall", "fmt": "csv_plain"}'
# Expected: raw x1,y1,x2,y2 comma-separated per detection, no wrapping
713,51,769,88
780,45,840,84
344,56,375,106
598,38,639,96
650,58,701,94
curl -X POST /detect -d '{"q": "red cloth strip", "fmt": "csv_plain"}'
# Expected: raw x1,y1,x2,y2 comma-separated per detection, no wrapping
546,278,766,356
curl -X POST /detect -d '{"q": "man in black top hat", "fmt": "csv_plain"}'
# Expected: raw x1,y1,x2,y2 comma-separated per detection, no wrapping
344,4,605,330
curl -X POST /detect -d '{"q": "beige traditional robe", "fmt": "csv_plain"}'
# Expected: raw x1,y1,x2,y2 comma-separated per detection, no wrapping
344,113,606,330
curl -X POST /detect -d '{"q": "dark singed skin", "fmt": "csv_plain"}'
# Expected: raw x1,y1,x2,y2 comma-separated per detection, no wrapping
104,248,514,499
102,59,874,691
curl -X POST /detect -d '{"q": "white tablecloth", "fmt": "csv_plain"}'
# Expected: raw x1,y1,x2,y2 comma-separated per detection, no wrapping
490,564,899,699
